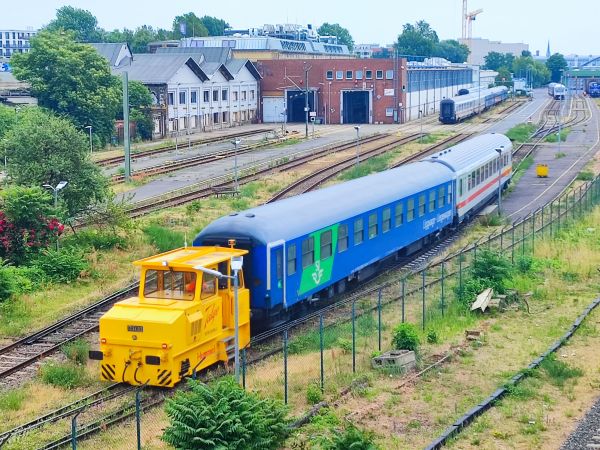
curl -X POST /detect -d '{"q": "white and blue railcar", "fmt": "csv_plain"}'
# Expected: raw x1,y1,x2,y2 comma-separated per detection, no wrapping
439,86,508,124
548,83,566,100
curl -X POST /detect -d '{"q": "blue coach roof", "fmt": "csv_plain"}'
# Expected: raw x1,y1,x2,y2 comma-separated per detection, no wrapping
195,161,454,246
450,86,508,105
423,133,512,172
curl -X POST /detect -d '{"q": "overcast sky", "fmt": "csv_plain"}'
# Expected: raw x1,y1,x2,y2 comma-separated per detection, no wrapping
2,0,597,56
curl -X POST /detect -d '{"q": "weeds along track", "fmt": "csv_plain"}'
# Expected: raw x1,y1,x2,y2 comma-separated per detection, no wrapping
0,283,138,389
96,128,272,169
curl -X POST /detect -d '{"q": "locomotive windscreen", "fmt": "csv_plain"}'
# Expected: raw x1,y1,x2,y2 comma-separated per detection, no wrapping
441,101,454,118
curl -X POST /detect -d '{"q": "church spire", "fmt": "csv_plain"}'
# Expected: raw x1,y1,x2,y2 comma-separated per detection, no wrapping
546,41,551,58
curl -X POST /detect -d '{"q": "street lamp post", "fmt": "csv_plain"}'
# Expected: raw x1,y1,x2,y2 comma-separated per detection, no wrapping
495,147,503,215
328,81,332,125
84,126,93,154
232,139,241,192
194,255,244,383
419,110,424,143
42,181,68,251
353,126,360,167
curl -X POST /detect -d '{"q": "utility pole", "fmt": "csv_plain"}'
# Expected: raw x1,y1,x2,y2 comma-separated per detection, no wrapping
304,65,309,139
122,72,131,182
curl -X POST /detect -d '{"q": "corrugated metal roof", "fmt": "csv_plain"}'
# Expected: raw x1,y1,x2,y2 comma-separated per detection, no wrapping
195,161,453,245
89,43,131,67
112,54,203,84
155,46,232,63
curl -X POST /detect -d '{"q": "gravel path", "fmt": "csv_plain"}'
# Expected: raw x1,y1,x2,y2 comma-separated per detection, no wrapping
561,395,600,449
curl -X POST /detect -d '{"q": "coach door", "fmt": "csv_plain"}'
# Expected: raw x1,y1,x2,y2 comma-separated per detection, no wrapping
268,241,286,308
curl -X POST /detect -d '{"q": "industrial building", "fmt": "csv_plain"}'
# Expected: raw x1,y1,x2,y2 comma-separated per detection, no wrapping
458,37,529,66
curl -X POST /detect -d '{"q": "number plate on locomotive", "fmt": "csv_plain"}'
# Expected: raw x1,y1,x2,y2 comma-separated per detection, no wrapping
127,325,144,332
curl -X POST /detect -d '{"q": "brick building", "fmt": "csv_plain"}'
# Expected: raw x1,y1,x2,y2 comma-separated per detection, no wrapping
258,59,407,125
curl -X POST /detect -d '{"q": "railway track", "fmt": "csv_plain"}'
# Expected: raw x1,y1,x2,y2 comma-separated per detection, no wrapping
96,128,272,168
0,283,138,388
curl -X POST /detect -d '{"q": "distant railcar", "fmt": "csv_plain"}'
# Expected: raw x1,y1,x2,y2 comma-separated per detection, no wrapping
439,86,508,124
587,82,600,98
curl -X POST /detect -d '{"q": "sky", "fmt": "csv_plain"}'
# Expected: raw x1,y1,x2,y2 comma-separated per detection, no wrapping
1,0,597,56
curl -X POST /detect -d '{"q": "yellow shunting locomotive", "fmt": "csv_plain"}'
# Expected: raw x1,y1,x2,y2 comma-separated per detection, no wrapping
89,246,250,387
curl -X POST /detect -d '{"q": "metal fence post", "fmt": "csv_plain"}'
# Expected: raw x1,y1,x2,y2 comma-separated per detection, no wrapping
500,227,504,251
283,330,288,404
71,411,81,450
557,197,561,232
441,259,445,317
319,315,324,392
377,289,382,352
521,218,526,256
511,225,515,263
459,254,463,297
351,301,356,374
473,241,478,261
550,201,553,236
242,349,246,390
401,278,406,323
422,269,426,331
541,205,545,236
136,388,142,450
532,210,536,254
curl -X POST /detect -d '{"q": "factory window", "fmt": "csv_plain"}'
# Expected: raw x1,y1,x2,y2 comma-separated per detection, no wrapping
356,70,363,80
222,111,228,123
395,203,404,226
368,213,378,239
354,218,364,245
179,91,186,105
376,70,383,79
144,270,197,301
428,191,436,212
203,90,210,102
407,199,415,222
338,224,348,252
385,70,394,80
213,89,219,102
213,112,219,124
191,91,197,104
326,70,333,80
233,90,238,101
168,92,174,105
250,90,255,100
302,237,315,268
287,244,296,276
382,208,391,233
201,273,217,300
438,186,446,207
320,230,333,259
418,194,426,217
242,90,247,101
336,70,343,80
365,70,373,79
346,70,353,79
222,89,228,101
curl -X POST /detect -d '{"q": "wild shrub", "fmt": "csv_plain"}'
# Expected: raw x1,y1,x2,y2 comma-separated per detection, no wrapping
577,171,594,181
40,362,88,389
63,230,126,251
306,382,323,405
0,388,26,411
143,224,185,253
0,266,17,301
327,424,380,450
427,329,439,344
61,338,90,365
33,249,88,283
470,250,513,293
185,200,203,215
391,323,420,352
162,377,289,450
540,354,583,387
336,337,352,354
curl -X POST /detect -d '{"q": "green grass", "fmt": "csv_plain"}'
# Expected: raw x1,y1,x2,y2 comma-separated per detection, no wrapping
506,124,537,144
540,354,583,387
39,362,89,389
61,338,90,365
338,151,398,181
545,128,570,143
272,137,302,148
576,171,594,181
143,224,186,252
555,152,567,159
0,388,26,411
419,134,439,144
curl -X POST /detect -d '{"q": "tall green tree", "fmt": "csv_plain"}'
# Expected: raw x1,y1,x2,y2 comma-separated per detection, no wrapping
495,67,514,87
435,39,470,63
46,6,102,43
0,105,17,139
484,51,506,70
10,31,121,145
172,12,208,39
395,21,439,58
1,108,108,217
118,81,154,140
546,53,568,83
200,16,229,36
317,23,354,50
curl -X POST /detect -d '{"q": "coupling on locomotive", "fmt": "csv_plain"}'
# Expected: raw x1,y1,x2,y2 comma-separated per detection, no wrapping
90,133,513,387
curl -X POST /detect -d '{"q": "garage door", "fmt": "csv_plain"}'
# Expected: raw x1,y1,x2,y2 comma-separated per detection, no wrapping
263,97,285,123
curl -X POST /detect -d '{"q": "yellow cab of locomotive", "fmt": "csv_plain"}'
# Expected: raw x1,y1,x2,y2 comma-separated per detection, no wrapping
89,246,250,387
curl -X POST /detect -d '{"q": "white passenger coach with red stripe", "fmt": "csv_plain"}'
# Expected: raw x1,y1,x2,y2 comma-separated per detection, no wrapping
424,133,513,223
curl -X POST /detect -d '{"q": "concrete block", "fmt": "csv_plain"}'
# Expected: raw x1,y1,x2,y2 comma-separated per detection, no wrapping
371,350,416,371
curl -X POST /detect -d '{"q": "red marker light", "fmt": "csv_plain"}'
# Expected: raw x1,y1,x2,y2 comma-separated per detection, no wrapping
101,338,107,344
162,343,168,350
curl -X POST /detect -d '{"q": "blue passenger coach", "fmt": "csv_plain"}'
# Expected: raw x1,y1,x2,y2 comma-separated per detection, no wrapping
194,162,455,325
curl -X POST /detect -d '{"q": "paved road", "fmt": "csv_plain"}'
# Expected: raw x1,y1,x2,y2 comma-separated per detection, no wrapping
486,88,551,134
501,95,599,220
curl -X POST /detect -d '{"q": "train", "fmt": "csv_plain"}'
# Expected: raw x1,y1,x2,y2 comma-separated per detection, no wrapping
548,83,566,100
90,133,513,387
439,86,509,124
587,81,600,98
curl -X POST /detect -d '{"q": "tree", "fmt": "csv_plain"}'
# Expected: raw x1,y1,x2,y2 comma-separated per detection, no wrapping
200,16,229,36
317,23,354,50
521,50,532,57
46,6,102,43
120,81,154,140
1,108,109,217
0,105,16,139
172,12,208,39
484,51,506,70
495,67,513,87
10,31,121,145
435,39,470,63
546,53,568,83
395,21,439,58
